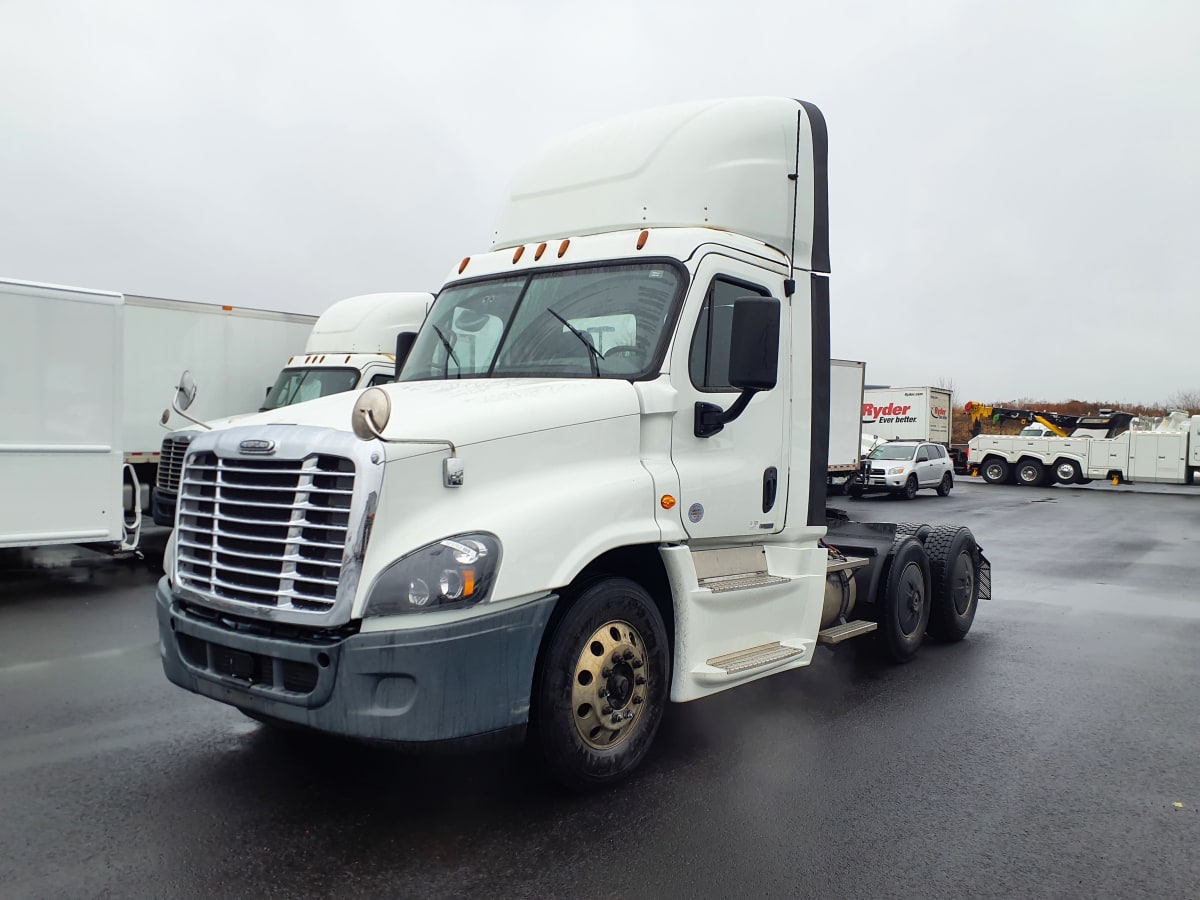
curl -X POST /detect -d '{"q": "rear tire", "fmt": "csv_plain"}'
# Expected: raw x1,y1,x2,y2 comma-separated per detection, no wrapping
981,458,1009,485
532,577,668,792
924,526,980,642
1015,459,1045,486
936,473,953,497
874,537,931,663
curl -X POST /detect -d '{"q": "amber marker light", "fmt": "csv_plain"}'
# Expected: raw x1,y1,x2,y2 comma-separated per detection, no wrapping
458,257,471,274
660,495,677,510
513,245,525,263
637,230,649,250
222,305,233,311
534,242,547,260
558,239,570,258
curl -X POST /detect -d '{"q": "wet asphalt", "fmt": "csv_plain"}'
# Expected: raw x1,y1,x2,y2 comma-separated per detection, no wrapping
2,478,1198,898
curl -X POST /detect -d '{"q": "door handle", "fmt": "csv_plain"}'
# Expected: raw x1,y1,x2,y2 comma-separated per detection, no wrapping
763,467,778,513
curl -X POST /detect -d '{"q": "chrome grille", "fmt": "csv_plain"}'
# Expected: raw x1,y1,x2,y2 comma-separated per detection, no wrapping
176,451,356,615
158,434,193,492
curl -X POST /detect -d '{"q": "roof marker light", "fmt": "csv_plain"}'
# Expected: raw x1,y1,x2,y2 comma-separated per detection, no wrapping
558,239,570,258
637,230,648,250
222,305,233,311
458,257,470,274
534,242,547,260
513,245,525,264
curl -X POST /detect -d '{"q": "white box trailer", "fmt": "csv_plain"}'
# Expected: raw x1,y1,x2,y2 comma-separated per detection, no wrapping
1,281,129,548
862,386,952,443
828,359,865,486
0,278,316,551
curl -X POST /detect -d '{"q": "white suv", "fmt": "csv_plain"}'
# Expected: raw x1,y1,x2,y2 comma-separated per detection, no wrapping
852,440,954,500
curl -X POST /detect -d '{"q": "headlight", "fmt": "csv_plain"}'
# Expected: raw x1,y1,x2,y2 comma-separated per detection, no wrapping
888,466,907,475
364,533,501,616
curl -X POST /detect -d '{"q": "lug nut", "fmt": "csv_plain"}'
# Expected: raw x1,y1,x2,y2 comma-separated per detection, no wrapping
611,652,622,664
601,667,612,678
635,676,646,685
632,696,643,705
601,705,613,715
631,659,643,669
622,650,634,661
597,687,609,699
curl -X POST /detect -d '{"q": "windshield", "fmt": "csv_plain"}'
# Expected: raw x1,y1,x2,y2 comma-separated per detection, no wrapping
260,366,361,410
399,262,684,382
869,444,918,461
1020,425,1049,436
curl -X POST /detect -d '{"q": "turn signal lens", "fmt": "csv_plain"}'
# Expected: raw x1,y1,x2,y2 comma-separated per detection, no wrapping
458,257,471,274
660,495,677,509
534,242,547,260
558,239,570,258
637,230,648,250
512,245,525,263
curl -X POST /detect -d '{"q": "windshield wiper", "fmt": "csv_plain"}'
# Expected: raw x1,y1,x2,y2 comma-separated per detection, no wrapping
546,307,601,377
430,324,461,379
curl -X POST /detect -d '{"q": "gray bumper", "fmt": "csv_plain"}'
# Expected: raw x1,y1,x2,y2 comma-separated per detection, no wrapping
156,577,557,745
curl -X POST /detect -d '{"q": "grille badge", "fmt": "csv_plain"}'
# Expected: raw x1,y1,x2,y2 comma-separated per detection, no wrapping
239,439,276,454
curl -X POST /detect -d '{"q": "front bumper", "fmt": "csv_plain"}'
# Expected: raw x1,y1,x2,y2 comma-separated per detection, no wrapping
865,472,910,491
156,577,557,745
151,487,177,528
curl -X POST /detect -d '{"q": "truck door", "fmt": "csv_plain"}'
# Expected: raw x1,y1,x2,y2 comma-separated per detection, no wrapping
669,255,789,540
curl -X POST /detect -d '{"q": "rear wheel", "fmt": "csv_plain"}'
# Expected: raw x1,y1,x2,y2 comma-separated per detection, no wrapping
924,526,980,641
981,458,1009,485
532,577,668,792
874,538,931,663
1015,459,1044,486
936,473,953,497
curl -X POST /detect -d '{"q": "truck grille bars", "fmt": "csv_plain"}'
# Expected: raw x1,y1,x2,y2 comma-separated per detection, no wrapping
157,434,192,492
176,450,357,618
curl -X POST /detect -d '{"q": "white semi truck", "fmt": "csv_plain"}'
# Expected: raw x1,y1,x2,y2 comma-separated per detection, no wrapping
828,359,866,491
970,410,1199,486
0,278,314,552
155,98,991,790
153,292,432,525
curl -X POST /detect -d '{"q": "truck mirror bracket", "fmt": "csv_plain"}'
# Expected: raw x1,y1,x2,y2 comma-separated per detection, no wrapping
694,390,759,438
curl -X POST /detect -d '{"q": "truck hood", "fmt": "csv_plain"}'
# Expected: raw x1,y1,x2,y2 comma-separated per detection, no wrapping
200,379,644,456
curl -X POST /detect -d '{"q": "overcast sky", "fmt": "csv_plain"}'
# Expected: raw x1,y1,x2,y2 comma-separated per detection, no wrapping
2,1,1198,404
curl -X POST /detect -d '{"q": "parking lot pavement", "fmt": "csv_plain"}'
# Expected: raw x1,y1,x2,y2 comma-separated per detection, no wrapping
1,482,1197,898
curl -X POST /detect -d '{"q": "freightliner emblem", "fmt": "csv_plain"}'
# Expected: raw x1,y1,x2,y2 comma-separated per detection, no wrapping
239,439,276,454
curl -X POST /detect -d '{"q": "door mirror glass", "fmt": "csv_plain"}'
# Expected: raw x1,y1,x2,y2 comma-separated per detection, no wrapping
175,370,197,411
727,297,779,391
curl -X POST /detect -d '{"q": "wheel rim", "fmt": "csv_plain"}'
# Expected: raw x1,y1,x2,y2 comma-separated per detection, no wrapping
985,463,1003,481
896,562,925,636
906,478,917,498
951,551,975,615
1056,463,1074,481
571,619,649,751
1020,466,1038,483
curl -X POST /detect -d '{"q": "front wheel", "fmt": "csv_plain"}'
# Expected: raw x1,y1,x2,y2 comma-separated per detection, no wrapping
1054,459,1082,484
902,475,919,500
532,577,669,792
936,473,953,497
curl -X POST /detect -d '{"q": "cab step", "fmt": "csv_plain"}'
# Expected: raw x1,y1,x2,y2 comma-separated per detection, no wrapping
692,545,790,594
705,641,804,674
817,620,878,645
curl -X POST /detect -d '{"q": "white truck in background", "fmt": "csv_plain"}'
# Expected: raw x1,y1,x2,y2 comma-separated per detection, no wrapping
154,97,991,791
970,411,1199,487
862,385,965,472
0,279,314,551
827,359,865,492
153,292,432,525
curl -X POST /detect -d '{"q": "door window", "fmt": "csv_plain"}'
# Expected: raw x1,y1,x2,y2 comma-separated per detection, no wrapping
688,277,769,392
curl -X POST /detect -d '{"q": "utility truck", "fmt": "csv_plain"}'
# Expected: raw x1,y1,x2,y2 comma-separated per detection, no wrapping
970,410,1198,486
154,97,991,790
0,278,314,552
827,359,866,493
153,292,432,526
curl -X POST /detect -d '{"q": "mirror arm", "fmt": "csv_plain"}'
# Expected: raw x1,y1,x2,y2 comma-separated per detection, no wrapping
694,389,759,438
171,395,213,431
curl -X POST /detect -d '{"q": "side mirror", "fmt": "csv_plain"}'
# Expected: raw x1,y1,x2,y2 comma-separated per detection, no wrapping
175,370,197,412
695,297,780,438
394,331,417,380
728,297,780,391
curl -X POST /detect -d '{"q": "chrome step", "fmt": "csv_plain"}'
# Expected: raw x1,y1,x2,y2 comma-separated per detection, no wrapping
706,641,804,674
817,620,878,645
700,572,791,593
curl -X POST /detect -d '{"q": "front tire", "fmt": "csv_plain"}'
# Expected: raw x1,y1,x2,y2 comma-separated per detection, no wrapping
936,473,953,497
533,577,669,792
874,537,931,663
1054,459,1082,485
902,475,919,500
